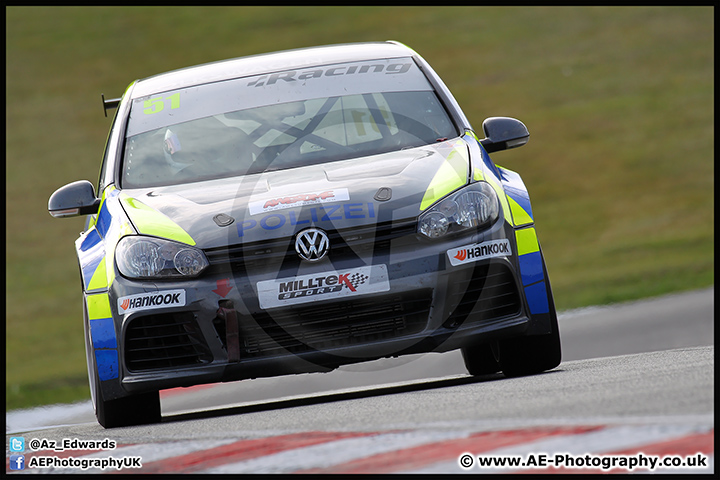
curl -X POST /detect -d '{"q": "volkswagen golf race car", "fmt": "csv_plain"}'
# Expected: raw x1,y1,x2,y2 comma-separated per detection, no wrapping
49,41,561,428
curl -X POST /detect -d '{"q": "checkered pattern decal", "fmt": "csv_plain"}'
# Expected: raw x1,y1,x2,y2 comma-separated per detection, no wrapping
348,273,368,290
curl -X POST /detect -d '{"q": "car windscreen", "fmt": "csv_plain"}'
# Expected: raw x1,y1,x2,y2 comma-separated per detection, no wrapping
122,57,458,188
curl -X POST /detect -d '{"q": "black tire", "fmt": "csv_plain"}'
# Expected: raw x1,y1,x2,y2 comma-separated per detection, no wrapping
82,299,99,421
84,299,161,428
94,382,161,429
498,263,561,377
497,316,561,377
461,342,501,376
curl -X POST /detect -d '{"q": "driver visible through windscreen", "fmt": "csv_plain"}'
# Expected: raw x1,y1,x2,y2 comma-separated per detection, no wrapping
122,58,458,188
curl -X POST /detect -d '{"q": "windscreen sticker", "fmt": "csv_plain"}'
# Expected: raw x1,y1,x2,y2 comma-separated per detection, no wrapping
248,188,350,215
117,289,186,315
257,265,389,309
447,239,512,267
128,58,433,137
246,61,413,88
143,92,181,115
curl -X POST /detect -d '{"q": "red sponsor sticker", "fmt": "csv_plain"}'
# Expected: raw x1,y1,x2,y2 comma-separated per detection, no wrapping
249,188,350,215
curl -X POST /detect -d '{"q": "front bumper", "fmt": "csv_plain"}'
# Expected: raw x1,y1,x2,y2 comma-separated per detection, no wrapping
108,218,543,395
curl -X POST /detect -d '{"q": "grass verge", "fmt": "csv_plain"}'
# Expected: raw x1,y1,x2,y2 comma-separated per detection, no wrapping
6,6,713,410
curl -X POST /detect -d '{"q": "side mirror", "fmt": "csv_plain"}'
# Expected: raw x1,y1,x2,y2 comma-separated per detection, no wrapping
48,180,101,218
479,117,530,153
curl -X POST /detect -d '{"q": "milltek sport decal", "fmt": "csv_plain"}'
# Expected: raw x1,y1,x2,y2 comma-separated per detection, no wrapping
447,239,512,267
248,189,350,215
117,290,186,314
257,265,389,309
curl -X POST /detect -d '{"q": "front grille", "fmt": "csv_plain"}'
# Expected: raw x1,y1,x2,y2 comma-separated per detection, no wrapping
124,312,212,371
203,219,418,273
236,290,432,357
444,262,522,327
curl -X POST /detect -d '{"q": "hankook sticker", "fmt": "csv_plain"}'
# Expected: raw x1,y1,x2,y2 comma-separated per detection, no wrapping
257,265,389,309
117,289,186,314
447,239,512,267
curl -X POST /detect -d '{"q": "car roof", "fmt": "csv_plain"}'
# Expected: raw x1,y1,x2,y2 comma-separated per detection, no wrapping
130,41,416,99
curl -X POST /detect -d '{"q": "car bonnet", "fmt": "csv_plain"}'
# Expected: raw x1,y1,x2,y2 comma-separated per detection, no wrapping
118,138,471,249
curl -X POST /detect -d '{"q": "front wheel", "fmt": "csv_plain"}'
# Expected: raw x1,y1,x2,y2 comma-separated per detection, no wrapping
84,299,161,428
93,377,161,429
498,263,561,377
497,315,561,377
461,341,501,376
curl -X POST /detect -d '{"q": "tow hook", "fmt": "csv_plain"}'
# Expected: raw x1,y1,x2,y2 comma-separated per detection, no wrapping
217,300,240,362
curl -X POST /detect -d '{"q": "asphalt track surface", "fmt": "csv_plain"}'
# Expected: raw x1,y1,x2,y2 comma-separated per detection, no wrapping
5,287,714,474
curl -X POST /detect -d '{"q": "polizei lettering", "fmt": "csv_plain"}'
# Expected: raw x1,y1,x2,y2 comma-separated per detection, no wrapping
447,239,512,267
118,289,186,314
247,62,412,87
239,202,375,237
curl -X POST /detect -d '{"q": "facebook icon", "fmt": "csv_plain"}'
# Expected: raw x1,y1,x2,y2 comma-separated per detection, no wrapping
10,455,25,470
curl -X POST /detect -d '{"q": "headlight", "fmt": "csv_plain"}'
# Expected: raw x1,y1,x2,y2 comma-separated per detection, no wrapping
115,236,209,279
418,182,499,239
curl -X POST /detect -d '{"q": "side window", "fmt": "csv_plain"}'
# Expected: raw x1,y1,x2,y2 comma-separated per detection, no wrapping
97,108,121,193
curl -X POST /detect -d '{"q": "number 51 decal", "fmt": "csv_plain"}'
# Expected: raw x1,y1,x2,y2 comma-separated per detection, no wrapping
143,92,180,114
